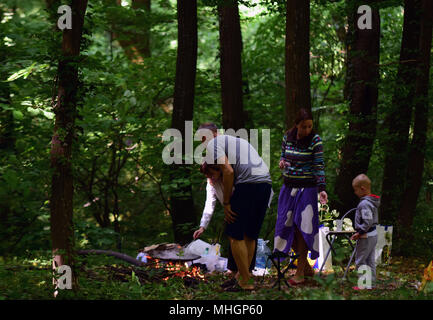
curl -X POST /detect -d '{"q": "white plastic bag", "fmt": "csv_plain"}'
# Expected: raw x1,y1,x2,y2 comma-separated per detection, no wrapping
214,257,228,272
317,226,333,271
375,225,393,265
185,239,221,257
185,240,226,272
191,256,227,273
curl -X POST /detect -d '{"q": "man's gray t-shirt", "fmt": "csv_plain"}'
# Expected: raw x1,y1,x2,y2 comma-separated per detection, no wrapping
206,135,272,185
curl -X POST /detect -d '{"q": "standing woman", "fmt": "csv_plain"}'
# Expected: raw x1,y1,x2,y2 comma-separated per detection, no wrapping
274,108,328,284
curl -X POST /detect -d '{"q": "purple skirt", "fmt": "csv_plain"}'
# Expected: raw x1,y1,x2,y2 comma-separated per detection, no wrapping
273,184,320,259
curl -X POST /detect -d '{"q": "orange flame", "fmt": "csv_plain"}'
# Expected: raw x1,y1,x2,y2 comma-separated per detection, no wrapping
145,255,206,281
161,261,205,281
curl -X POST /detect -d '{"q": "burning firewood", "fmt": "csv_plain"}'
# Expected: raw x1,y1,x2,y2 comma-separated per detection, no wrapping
76,247,206,285
141,243,201,262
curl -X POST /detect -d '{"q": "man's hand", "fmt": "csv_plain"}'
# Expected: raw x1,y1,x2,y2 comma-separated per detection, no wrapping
193,227,205,240
319,191,328,205
224,204,238,224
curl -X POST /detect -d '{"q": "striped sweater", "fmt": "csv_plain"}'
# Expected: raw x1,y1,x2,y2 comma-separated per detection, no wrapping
280,128,326,192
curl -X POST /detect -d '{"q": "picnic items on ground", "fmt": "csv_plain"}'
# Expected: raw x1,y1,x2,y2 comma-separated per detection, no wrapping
185,239,227,272
136,252,148,263
315,224,393,272
252,238,272,276
135,224,393,275
255,238,272,269
140,243,201,261
317,226,333,271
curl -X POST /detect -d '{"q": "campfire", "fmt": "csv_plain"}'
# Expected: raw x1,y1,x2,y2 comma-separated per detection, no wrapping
78,244,207,287
151,259,205,282
140,243,207,285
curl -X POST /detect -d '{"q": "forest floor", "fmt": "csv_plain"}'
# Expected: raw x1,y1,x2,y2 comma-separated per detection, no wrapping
0,254,432,300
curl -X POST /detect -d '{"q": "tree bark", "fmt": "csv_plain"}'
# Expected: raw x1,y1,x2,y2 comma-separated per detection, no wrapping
396,0,432,248
285,0,311,129
218,0,245,131
342,2,353,101
50,0,88,291
380,0,422,224
169,0,198,245
333,1,380,215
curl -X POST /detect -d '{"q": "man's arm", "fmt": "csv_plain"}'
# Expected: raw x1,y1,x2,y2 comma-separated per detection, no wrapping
217,155,237,223
218,156,233,204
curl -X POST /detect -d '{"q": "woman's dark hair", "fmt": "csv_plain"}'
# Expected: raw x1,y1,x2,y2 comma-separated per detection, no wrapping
294,108,313,125
286,108,314,135
200,162,220,175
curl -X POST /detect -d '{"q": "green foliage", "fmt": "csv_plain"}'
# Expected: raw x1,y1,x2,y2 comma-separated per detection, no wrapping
1,254,432,300
74,220,118,249
319,202,340,228
0,0,432,299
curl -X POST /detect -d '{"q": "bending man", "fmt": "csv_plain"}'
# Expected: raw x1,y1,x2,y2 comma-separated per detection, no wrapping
200,122,273,290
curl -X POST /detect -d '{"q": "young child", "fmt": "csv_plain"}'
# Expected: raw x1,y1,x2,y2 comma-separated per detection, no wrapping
350,174,380,290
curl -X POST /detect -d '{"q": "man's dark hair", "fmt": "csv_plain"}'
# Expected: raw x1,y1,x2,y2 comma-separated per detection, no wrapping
198,122,218,133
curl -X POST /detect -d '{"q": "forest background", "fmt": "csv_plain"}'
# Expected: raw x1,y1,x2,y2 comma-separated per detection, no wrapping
0,0,432,299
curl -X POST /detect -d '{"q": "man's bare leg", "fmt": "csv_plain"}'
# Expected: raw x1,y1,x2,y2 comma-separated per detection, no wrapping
229,236,254,289
244,235,256,270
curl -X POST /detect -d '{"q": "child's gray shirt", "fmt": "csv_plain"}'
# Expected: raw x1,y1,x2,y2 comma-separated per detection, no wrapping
355,195,380,235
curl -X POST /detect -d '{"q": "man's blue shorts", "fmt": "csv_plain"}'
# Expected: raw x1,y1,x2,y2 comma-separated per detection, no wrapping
226,183,272,240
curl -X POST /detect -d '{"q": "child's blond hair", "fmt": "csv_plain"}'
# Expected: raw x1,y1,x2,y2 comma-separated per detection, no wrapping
352,174,371,189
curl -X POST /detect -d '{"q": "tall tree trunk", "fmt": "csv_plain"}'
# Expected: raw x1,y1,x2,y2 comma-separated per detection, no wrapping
342,2,354,101
380,0,422,224
333,1,380,215
132,0,151,58
0,7,14,242
396,0,433,251
285,0,311,129
169,0,197,245
218,0,245,131
0,7,14,152
106,0,151,63
50,0,88,292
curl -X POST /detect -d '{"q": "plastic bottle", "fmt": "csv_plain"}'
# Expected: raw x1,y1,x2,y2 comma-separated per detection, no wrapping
255,239,272,269
136,252,147,263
